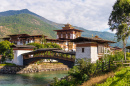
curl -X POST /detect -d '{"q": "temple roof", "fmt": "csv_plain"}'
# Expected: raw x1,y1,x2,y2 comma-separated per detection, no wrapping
54,29,84,32
71,36,116,43
54,24,84,32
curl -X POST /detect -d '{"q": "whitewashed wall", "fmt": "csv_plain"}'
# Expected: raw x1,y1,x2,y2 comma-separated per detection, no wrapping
12,50,32,65
76,46,98,63
91,46,98,62
76,47,91,59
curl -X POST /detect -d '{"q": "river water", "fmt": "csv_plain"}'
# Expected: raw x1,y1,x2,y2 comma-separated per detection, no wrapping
0,71,68,86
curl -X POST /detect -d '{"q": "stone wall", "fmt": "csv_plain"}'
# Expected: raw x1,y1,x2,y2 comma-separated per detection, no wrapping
0,66,24,74
0,63,69,74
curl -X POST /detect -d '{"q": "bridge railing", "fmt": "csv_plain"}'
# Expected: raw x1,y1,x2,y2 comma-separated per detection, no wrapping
23,50,75,62
33,54,75,62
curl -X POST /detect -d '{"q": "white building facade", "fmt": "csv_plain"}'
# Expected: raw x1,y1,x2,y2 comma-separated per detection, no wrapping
72,36,115,63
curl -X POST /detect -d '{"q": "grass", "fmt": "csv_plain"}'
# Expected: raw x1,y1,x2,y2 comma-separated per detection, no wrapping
0,63,16,66
95,67,130,86
81,71,115,86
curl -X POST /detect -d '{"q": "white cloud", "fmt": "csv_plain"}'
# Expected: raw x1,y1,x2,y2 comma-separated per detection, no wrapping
0,0,117,31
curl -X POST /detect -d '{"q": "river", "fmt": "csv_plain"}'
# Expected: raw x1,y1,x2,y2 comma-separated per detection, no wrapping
0,71,68,86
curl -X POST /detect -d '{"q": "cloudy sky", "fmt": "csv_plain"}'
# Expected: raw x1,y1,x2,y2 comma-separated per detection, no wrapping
0,0,117,32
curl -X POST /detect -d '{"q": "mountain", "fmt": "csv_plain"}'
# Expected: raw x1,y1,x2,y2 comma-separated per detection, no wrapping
0,13,58,38
0,9,127,47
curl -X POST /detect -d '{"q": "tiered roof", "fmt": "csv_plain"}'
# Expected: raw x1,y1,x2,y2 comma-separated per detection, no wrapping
54,24,84,32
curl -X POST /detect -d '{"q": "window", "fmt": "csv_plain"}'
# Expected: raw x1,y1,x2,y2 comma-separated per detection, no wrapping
68,33,70,39
59,34,61,38
20,40,22,44
63,34,66,38
82,48,84,53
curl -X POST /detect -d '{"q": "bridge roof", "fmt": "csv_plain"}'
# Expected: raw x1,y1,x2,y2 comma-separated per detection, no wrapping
52,50,76,55
36,48,59,51
22,48,60,55
22,48,75,55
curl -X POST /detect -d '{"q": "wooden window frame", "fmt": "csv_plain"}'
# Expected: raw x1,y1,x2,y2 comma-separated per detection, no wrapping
82,48,84,53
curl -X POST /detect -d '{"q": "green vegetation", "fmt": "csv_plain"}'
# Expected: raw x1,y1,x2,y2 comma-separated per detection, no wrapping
51,51,125,86
40,34,46,45
0,63,16,66
107,51,124,61
96,67,130,86
126,52,130,60
27,42,62,49
0,41,14,63
27,43,44,49
50,59,105,86
0,13,58,38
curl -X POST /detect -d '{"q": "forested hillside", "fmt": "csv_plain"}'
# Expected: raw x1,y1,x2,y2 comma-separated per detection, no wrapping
0,14,58,38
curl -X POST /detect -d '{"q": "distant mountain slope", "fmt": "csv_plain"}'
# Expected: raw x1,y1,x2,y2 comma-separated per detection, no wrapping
0,14,58,38
0,9,59,27
0,9,128,47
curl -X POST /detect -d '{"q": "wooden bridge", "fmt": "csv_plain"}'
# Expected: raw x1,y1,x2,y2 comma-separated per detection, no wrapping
22,48,76,68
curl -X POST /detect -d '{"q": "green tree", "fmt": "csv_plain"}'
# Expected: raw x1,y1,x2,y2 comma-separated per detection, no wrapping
45,43,62,49
27,43,44,49
40,34,46,45
27,42,62,49
0,41,14,63
108,0,130,60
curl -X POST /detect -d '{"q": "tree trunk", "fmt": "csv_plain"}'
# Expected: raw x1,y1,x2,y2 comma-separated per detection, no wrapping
123,39,126,61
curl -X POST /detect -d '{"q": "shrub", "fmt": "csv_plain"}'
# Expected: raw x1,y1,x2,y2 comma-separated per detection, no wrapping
51,52,124,86
0,63,16,66
126,52,130,57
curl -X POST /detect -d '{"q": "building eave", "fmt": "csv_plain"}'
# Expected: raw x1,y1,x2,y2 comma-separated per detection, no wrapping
71,37,116,44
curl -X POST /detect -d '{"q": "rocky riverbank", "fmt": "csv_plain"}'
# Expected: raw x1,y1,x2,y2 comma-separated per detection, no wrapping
0,63,69,74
